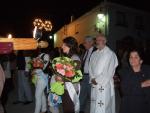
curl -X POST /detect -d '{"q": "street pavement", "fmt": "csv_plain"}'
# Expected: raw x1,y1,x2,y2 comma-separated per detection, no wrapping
5,85,35,113
5,86,90,113
5,85,120,113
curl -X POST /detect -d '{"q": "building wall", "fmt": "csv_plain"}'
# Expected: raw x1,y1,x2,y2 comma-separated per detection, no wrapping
107,3,150,50
54,2,150,50
54,5,103,47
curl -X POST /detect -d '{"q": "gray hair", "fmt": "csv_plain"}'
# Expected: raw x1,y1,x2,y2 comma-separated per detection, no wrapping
84,35,95,42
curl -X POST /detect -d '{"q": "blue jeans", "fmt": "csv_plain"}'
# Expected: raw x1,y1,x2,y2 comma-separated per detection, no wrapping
34,69,48,113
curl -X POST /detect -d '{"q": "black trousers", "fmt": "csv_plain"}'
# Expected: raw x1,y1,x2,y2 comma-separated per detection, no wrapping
1,78,13,104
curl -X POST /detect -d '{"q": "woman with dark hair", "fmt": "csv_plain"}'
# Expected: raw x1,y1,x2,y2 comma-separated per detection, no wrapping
60,36,81,113
119,48,150,113
62,37,78,56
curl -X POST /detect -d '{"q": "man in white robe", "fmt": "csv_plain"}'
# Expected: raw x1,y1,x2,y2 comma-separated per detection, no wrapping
89,34,118,113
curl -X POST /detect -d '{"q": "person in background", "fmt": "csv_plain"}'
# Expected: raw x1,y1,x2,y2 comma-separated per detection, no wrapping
10,52,17,89
119,48,150,113
0,64,5,113
78,43,86,60
1,54,13,113
13,50,33,105
79,35,96,113
89,33,118,113
32,48,50,113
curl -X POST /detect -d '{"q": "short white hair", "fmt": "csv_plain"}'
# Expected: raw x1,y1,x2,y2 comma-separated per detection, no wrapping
84,35,94,42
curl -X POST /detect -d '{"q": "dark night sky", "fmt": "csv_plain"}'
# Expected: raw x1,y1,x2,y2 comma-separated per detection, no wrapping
0,0,149,38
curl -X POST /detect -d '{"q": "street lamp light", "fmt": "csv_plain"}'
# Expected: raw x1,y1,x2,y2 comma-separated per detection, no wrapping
7,34,12,39
49,35,53,39
97,13,105,22
96,13,106,33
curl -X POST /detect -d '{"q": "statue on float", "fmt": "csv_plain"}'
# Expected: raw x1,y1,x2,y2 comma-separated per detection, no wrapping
0,18,52,54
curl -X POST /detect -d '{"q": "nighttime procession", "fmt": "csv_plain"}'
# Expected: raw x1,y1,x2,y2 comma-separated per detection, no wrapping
0,0,150,113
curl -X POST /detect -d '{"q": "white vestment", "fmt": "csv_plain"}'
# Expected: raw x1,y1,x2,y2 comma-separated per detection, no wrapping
89,46,118,113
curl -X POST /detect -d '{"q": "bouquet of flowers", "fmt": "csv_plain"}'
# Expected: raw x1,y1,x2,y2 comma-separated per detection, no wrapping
29,57,44,85
50,56,83,95
32,57,44,69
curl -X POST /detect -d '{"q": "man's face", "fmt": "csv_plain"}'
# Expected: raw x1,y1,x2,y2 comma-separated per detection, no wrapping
83,40,93,50
96,36,106,49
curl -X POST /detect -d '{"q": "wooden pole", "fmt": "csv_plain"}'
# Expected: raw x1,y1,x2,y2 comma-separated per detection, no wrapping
0,38,48,50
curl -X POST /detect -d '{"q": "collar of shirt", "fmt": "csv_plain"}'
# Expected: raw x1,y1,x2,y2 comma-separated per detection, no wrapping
83,46,94,73
84,47,94,59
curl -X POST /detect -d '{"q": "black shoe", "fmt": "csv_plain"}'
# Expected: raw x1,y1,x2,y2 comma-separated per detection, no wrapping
23,101,33,105
13,101,24,104
79,111,84,113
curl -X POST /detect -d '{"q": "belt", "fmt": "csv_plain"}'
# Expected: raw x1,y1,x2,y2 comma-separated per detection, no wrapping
84,73,89,75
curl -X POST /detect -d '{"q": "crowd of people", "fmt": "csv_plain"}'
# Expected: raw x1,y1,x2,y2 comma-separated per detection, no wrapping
0,33,150,113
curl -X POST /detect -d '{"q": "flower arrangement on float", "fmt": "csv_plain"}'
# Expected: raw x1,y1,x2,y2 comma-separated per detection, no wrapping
50,56,83,95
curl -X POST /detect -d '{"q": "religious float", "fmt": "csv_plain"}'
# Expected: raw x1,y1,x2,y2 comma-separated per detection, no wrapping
0,18,52,54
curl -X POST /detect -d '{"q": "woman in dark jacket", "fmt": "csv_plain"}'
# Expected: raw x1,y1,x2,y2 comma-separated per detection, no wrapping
119,48,150,113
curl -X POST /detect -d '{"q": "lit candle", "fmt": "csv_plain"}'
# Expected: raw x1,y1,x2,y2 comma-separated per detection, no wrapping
33,26,37,39
8,34,12,39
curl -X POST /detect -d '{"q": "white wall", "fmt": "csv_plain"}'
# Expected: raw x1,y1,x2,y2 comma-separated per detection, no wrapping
54,2,150,50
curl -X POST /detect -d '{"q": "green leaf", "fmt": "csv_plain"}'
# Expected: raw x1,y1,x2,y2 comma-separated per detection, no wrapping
72,76,82,83
51,82,64,95
31,75,38,85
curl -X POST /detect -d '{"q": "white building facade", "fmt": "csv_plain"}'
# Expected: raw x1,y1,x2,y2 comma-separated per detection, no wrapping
54,2,150,50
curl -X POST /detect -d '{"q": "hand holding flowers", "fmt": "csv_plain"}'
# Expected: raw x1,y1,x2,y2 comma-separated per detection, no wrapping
50,56,83,95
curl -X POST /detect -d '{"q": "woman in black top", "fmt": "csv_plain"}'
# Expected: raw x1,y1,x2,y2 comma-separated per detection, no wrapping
119,48,150,113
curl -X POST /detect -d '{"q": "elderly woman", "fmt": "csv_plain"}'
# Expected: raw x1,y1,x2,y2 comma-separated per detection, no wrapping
119,48,150,113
